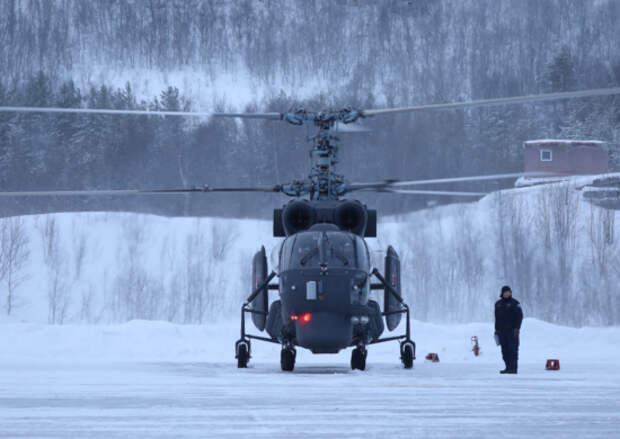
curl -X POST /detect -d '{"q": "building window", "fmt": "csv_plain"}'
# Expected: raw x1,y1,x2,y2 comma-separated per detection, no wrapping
540,149,552,161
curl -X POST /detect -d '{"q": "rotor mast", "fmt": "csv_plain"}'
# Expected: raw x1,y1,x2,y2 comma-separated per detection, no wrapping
279,108,361,200
3,86,620,203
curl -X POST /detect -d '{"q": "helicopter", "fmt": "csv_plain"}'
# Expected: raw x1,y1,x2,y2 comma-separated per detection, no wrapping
1,86,620,371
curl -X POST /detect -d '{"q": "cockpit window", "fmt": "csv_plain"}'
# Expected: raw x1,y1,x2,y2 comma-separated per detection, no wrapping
281,231,369,270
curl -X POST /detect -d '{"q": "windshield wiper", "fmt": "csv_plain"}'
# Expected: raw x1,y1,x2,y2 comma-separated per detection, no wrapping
331,248,349,265
300,247,318,266
300,232,349,267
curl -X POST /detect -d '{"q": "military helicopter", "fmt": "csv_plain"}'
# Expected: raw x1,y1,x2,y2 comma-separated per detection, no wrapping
1,86,620,371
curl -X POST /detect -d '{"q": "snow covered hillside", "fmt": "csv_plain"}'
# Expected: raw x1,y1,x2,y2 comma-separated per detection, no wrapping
0,213,277,324
4,1,620,111
382,180,620,326
0,179,618,326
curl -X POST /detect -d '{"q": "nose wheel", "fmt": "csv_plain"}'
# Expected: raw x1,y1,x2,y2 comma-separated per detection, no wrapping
281,347,296,372
351,346,367,370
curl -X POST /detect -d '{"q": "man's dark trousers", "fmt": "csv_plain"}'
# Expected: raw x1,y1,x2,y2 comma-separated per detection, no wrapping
498,331,519,372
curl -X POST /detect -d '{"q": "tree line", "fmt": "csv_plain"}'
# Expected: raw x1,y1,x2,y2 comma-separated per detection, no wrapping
1,63,619,219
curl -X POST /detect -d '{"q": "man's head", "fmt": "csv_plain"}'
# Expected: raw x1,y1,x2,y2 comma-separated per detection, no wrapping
501,285,512,299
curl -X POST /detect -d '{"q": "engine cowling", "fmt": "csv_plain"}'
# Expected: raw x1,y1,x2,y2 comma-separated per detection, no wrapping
334,200,368,236
282,200,316,235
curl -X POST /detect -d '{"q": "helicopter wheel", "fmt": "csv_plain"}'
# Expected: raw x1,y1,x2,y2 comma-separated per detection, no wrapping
236,340,250,368
351,346,367,371
400,341,415,369
280,348,296,372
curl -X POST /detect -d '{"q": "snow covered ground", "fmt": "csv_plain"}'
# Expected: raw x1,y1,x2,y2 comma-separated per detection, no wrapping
1,180,619,437
1,318,619,438
3,176,619,327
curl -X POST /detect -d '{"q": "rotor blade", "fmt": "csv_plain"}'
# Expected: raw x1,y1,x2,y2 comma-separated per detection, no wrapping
348,172,550,191
369,188,486,197
212,112,283,120
0,106,285,120
0,189,148,197
149,185,282,193
0,106,216,117
360,87,620,117
0,186,282,197
334,121,371,133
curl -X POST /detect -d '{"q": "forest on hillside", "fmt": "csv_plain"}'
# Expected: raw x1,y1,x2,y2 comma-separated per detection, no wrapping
1,0,620,217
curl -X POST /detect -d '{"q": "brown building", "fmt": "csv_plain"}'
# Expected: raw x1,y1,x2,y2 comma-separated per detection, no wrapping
524,139,608,175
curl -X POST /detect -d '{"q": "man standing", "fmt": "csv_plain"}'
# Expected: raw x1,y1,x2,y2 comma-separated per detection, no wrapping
495,285,523,374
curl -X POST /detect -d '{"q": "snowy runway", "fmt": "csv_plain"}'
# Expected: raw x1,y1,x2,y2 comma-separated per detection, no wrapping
1,360,618,438
1,319,619,438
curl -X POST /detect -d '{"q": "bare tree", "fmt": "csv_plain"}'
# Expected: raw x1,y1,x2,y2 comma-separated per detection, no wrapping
73,231,87,280
166,273,182,322
79,283,95,323
40,217,70,324
184,222,206,323
210,222,238,261
0,217,30,315
112,217,163,321
588,204,616,278
585,204,619,324
494,192,537,317
454,205,485,321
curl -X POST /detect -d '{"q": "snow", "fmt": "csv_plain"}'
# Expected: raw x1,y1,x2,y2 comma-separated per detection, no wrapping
515,172,620,187
74,65,350,115
0,213,279,324
524,139,605,145
1,180,619,436
1,318,619,438
2,174,619,326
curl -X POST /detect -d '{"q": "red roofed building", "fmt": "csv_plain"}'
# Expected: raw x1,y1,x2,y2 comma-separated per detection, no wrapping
524,139,608,175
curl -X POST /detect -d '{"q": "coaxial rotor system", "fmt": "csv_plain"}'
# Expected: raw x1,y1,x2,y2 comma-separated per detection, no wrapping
1,86,619,202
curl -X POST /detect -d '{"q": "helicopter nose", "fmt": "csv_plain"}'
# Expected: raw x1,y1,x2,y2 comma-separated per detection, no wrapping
295,312,352,353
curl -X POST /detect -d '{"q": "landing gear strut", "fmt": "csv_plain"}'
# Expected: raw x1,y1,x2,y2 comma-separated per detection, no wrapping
369,268,416,369
235,270,280,369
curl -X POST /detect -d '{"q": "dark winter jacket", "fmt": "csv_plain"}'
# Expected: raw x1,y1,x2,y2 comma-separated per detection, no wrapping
494,297,523,332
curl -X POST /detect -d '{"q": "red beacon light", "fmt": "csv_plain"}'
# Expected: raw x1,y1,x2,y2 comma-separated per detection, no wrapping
290,313,312,323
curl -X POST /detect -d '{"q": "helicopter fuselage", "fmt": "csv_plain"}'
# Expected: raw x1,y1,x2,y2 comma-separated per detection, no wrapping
276,225,383,353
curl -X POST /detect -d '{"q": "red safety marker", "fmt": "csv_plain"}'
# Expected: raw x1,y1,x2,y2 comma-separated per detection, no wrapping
545,359,560,370
425,353,440,363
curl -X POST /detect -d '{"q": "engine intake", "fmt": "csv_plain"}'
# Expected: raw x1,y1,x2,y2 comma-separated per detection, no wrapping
282,200,317,235
334,200,368,236
274,200,376,237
